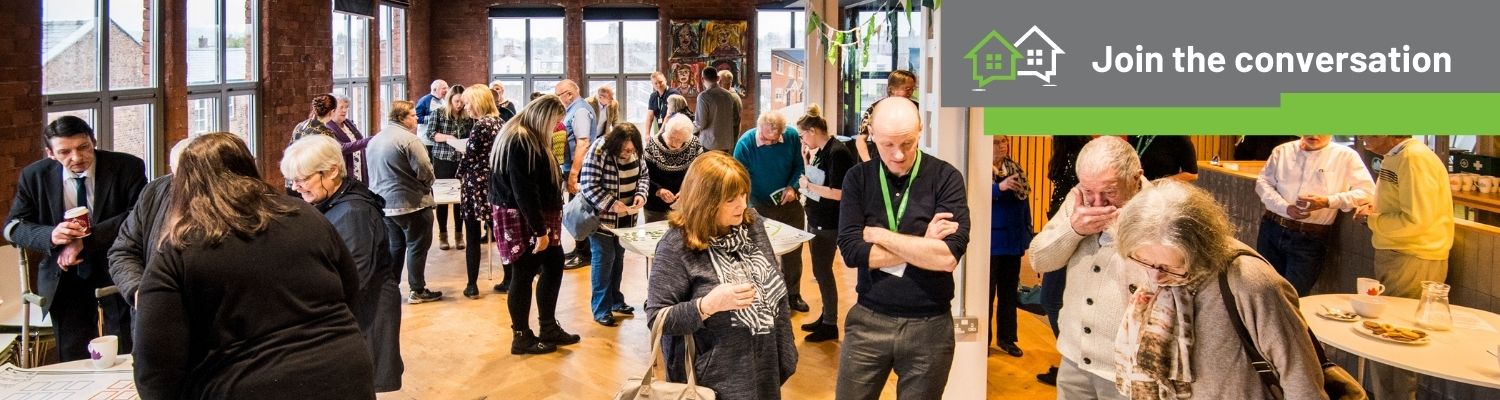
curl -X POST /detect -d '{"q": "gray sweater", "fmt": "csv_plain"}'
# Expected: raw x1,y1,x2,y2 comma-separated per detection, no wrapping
645,211,797,400
694,85,742,152
366,121,435,210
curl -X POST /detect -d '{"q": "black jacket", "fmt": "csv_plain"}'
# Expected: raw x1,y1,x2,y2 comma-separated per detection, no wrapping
7,149,147,308
315,179,403,392
108,174,172,305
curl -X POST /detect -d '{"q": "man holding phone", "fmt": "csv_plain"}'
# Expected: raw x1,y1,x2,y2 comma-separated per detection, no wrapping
1254,135,1374,295
733,110,808,312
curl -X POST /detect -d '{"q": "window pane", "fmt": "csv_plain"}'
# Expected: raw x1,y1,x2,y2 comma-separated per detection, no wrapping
228,94,255,145
226,0,253,82
761,77,771,113
109,0,152,90
896,12,923,74
110,104,151,159
623,21,657,74
491,19,526,74
188,97,219,135
531,18,564,75
859,12,892,73
625,79,652,127
44,0,100,93
47,109,97,132
793,12,806,48
859,78,884,116
391,7,406,76
532,80,559,96
757,11,791,72
333,14,349,79
349,85,368,132
379,6,391,76
587,80,614,101
186,0,220,84
586,21,620,74
378,83,391,122
350,16,369,78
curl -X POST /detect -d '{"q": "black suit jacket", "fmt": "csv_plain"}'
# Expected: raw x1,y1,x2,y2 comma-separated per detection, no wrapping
6,149,147,309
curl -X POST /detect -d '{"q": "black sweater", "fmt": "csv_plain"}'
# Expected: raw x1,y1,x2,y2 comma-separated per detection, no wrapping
489,138,564,236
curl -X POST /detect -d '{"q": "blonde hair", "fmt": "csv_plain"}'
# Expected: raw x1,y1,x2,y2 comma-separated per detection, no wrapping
669,152,752,251
280,134,345,181
796,104,828,136
666,94,690,117
491,95,566,181
463,84,499,119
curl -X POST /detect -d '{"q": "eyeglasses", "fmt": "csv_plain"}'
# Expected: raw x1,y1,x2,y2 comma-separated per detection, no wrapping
1127,254,1186,278
291,171,323,186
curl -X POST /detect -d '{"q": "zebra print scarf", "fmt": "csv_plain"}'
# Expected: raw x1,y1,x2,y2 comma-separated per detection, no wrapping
707,223,787,335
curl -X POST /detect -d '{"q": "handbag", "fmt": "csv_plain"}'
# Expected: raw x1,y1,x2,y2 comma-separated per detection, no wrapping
1219,251,1368,400
563,194,600,239
613,308,717,400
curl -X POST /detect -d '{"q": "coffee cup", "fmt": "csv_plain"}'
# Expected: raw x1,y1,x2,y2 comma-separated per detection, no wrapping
1357,277,1386,297
88,335,118,369
64,206,91,237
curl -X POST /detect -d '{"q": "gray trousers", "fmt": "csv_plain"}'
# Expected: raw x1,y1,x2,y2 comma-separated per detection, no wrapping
384,208,434,291
1056,358,1125,400
754,200,805,300
1369,249,1449,400
835,304,955,400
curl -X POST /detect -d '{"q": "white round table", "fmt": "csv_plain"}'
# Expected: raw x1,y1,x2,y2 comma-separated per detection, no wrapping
1300,294,1500,389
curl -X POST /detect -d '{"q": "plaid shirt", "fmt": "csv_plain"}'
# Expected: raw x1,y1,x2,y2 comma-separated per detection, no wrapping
579,140,651,229
423,106,473,162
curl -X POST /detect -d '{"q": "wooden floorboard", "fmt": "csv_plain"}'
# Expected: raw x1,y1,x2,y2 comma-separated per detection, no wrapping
376,229,1059,399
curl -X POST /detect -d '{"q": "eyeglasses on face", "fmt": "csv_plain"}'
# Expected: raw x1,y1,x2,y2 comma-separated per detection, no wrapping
1127,254,1186,279
292,171,323,186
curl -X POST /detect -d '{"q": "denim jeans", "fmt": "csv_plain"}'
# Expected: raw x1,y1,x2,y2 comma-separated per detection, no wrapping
384,208,434,291
589,232,627,319
1255,218,1331,296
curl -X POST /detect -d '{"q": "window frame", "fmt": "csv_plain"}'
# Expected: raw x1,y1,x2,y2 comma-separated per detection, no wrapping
840,8,922,138
756,9,805,114
378,2,407,121
489,16,567,103
583,18,658,126
184,0,260,158
332,10,372,130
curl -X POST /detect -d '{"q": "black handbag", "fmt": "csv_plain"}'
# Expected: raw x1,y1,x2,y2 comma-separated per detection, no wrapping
1219,251,1368,400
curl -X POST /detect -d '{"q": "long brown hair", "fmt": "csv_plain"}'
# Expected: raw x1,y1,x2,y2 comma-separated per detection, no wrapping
669,152,752,251
163,132,298,249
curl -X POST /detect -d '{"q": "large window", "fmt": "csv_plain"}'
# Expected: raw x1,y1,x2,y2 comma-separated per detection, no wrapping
757,10,807,115
43,0,159,167
378,3,407,122
584,17,657,125
186,0,257,152
490,13,565,107
333,11,371,130
841,10,922,136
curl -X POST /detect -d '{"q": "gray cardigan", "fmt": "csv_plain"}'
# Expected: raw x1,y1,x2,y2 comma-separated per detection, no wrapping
366,121,436,210
645,210,797,400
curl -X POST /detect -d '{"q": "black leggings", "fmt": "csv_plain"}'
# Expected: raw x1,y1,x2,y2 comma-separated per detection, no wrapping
463,217,509,286
508,242,565,331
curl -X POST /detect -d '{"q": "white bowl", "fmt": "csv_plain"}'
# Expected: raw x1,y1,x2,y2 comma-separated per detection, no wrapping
1351,296,1388,318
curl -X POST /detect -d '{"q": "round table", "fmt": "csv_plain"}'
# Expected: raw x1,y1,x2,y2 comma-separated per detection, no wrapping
1300,294,1500,389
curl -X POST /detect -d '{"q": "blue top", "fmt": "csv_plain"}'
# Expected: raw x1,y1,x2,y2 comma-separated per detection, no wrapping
562,98,597,173
733,127,804,207
991,181,1033,255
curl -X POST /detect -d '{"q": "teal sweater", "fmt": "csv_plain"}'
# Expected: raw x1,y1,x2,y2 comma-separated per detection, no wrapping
733,127,804,207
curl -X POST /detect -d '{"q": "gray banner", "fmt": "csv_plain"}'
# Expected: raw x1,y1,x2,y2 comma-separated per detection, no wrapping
940,0,1500,107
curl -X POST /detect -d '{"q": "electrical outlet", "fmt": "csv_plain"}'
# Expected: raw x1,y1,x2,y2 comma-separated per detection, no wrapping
954,316,980,334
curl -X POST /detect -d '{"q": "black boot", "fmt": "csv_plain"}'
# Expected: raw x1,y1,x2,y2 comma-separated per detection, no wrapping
801,316,827,332
538,321,581,346
1036,366,1059,386
511,330,557,355
804,323,838,342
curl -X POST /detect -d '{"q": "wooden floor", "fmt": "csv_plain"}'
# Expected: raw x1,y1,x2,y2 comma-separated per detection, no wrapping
376,226,1059,399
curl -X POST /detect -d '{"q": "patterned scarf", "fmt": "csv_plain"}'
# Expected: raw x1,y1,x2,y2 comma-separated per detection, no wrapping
1115,283,1197,400
706,223,787,335
644,134,704,173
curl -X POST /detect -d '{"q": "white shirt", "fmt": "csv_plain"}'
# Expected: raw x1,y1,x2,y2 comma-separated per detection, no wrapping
1255,141,1376,225
61,162,97,211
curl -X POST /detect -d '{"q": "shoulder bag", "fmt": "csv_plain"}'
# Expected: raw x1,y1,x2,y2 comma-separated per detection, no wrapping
613,308,716,400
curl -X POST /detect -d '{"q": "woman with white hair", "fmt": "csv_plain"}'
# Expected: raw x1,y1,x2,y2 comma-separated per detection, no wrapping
1112,180,1324,399
281,133,404,392
643,114,705,223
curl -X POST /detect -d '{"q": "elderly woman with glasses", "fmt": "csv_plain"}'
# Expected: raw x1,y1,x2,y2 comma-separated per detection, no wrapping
1112,180,1324,399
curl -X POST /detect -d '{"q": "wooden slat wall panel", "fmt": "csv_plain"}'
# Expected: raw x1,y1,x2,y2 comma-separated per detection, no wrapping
1190,135,1238,161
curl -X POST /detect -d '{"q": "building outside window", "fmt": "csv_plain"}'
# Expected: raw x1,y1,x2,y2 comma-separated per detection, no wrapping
43,0,162,169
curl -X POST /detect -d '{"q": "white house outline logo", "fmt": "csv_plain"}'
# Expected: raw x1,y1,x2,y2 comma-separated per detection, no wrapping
965,25,1065,90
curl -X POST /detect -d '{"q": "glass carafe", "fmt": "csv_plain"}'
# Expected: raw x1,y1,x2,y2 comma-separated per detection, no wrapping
1415,281,1453,331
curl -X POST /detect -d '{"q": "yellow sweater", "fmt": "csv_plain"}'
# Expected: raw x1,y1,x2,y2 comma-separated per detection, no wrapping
1369,139,1454,260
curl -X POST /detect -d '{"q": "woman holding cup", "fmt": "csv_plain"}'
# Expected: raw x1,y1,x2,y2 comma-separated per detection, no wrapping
644,152,797,400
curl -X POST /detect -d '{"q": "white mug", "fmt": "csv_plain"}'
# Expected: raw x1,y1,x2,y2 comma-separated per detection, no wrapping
88,335,118,369
1357,277,1386,297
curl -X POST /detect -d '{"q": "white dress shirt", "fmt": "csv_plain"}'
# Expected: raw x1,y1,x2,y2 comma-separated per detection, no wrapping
1255,141,1376,225
61,162,97,211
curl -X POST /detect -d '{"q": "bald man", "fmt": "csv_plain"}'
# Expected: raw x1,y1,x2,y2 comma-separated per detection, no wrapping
556,80,595,268
835,97,970,399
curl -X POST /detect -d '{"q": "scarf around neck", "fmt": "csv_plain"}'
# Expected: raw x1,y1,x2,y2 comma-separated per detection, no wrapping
706,223,786,335
1115,283,1197,400
644,135,703,173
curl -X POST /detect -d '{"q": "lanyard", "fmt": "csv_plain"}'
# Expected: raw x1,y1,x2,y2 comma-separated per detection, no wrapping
1135,136,1157,158
878,152,924,231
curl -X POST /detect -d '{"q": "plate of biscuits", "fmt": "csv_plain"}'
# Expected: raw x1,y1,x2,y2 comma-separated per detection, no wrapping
1354,321,1431,345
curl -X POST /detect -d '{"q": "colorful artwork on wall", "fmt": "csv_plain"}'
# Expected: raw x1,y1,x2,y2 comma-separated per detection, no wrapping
669,19,748,96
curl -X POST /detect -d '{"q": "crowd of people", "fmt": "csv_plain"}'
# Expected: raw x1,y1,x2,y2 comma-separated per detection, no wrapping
3,58,1454,399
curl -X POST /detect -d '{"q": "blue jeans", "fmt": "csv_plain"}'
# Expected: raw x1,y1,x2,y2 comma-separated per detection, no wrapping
589,232,627,319
1255,218,1330,296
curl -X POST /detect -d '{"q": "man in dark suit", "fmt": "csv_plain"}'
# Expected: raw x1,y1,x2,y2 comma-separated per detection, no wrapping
5,116,146,361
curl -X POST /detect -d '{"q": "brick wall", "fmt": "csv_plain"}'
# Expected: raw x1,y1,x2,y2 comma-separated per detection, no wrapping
406,0,432,103
161,0,187,154
257,0,334,184
0,0,43,227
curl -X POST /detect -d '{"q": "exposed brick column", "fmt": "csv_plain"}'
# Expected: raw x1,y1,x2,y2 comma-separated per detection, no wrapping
0,0,44,226
258,0,334,184
160,0,188,158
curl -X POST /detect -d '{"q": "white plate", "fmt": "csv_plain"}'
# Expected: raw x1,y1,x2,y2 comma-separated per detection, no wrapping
1316,311,1360,322
1352,325,1432,345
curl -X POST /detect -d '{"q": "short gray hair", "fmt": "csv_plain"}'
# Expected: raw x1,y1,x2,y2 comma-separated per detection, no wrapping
664,114,695,141
1115,180,1239,284
1076,136,1142,185
280,134,345,181
757,110,786,133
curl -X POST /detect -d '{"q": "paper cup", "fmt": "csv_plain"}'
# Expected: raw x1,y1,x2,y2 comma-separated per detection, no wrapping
64,206,91,237
88,335,118,369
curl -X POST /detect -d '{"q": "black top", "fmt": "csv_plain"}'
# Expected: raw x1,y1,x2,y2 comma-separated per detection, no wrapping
648,88,680,126
805,138,856,230
1233,135,1298,161
497,101,518,123
1046,136,1091,218
489,138,565,236
107,173,173,305
1129,135,1199,181
837,153,970,318
134,197,374,399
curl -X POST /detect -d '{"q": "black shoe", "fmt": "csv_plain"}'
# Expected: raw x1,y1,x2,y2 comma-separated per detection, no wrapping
563,254,588,270
493,280,511,294
538,322,581,346
790,298,810,313
1036,366,1059,386
511,330,557,355
611,304,635,315
407,289,442,304
998,342,1023,357
463,285,479,299
595,315,618,327
801,317,828,332
804,323,838,342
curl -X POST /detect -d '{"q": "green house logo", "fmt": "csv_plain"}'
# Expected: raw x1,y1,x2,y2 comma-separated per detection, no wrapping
966,26,1066,89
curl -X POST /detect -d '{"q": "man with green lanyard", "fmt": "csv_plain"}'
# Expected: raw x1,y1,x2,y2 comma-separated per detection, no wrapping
836,97,971,399
1128,135,1199,182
